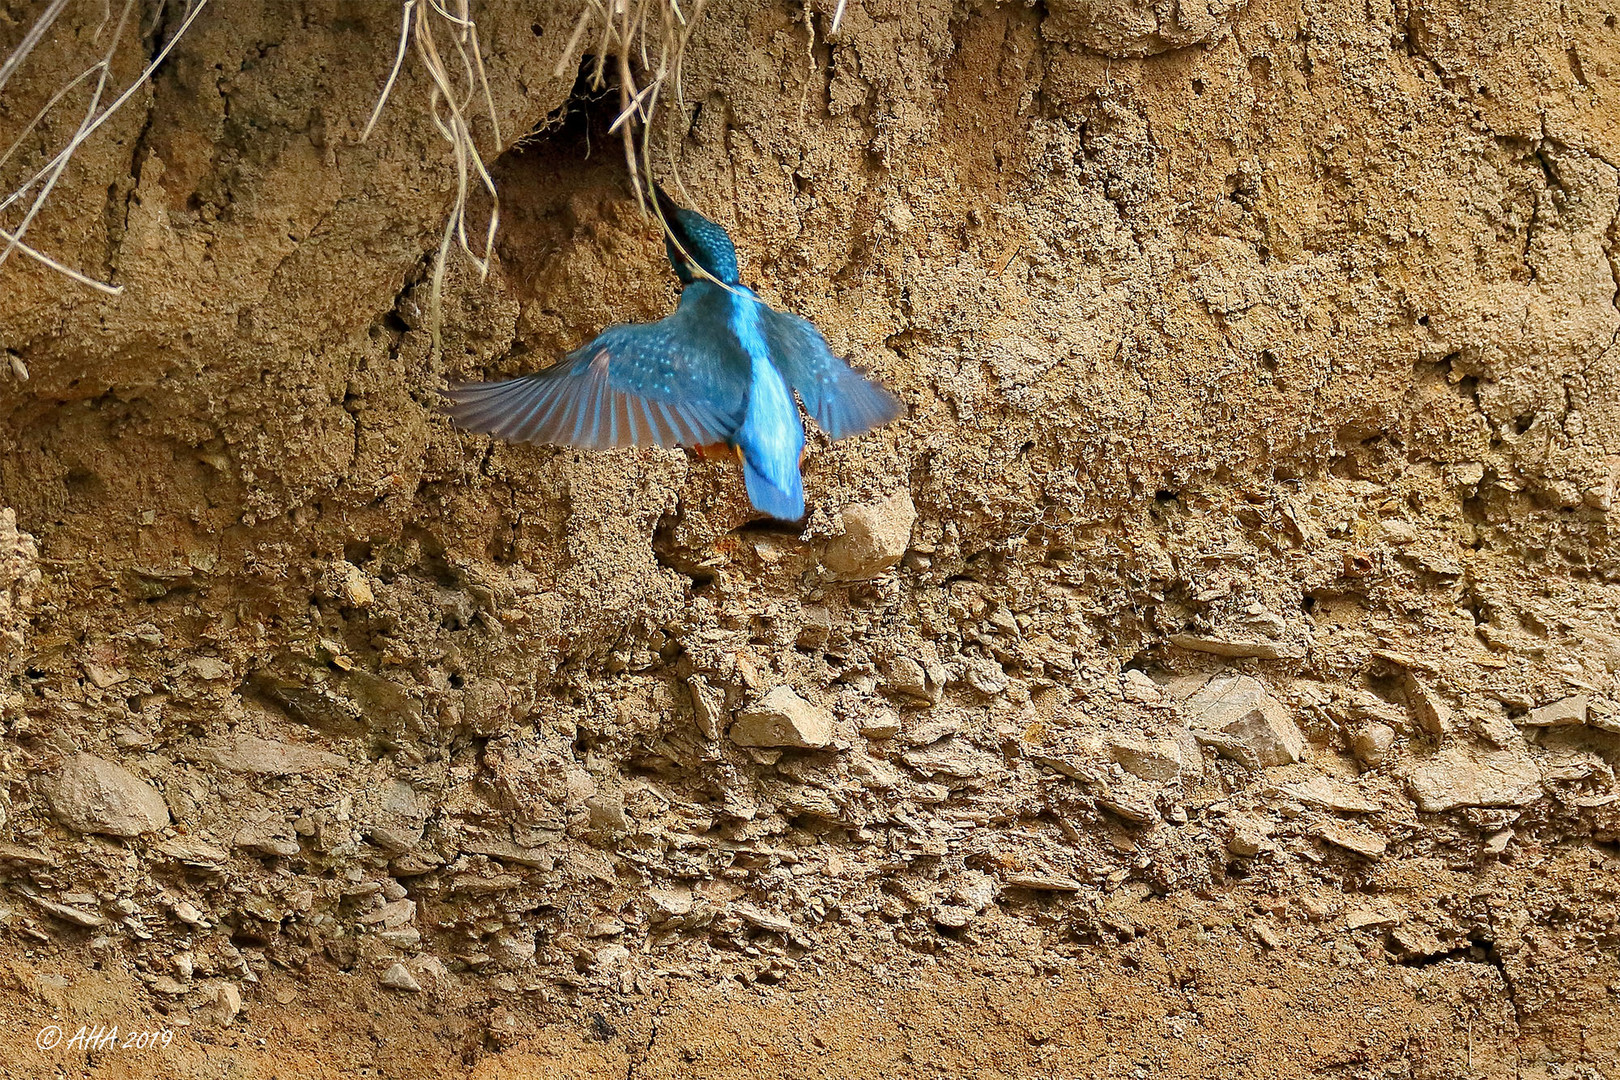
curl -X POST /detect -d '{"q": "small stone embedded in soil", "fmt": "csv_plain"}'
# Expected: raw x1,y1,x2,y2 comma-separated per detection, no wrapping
1380,518,1418,544
24,891,106,928
1344,900,1403,930
380,962,421,992
1402,743,1543,812
732,904,793,933
1286,775,1379,813
1107,733,1200,782
1528,695,1589,727
730,686,834,748
1352,722,1397,767
1312,819,1387,858
39,752,170,837
883,655,942,703
859,710,902,739
367,824,423,855
900,737,999,779
1251,920,1284,949
233,824,300,858
1187,675,1307,766
194,982,242,1026
193,734,348,776
487,932,536,970
1094,786,1158,823
1004,872,1084,892
951,871,998,911
1404,677,1455,737
1226,814,1272,857
649,886,694,921
185,656,232,681
962,656,1011,696
823,489,916,580
1169,633,1303,660
1389,922,1446,959
1121,669,1163,704
339,560,375,607
685,674,725,740
592,944,630,970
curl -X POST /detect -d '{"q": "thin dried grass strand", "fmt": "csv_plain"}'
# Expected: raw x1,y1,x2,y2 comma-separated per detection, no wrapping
0,0,212,221
0,0,139,274
0,0,73,99
554,6,596,77
360,0,416,142
0,64,102,179
0,226,124,293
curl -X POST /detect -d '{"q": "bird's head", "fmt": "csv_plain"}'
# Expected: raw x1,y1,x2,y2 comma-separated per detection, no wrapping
653,185,739,286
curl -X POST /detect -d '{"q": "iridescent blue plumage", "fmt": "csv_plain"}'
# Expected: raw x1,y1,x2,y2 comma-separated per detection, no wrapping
442,189,902,520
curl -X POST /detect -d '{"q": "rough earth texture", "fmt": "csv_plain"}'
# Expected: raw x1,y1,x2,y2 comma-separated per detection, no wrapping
1,0,1618,1075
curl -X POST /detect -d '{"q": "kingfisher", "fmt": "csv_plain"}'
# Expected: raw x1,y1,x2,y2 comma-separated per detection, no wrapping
440,186,902,521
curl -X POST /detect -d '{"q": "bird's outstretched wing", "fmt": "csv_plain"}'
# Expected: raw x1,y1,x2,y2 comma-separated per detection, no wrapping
759,307,903,440
442,301,749,450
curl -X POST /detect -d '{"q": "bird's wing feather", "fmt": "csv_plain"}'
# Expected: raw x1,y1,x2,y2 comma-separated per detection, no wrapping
759,307,903,440
441,303,749,450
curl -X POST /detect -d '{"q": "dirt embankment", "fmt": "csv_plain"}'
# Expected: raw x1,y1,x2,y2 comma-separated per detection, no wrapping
1,0,1618,1076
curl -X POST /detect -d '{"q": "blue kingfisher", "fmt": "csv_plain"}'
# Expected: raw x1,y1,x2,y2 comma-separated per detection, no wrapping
441,186,902,521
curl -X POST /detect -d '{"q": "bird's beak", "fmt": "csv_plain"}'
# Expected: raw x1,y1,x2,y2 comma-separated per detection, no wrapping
651,183,682,227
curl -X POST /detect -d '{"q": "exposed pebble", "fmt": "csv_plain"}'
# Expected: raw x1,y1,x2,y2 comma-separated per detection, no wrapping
193,982,241,1026
1352,722,1397,767
1121,669,1163,704
1528,695,1589,727
1187,675,1307,766
1312,820,1387,858
883,656,944,704
823,490,916,580
194,734,347,776
685,674,725,740
1107,733,1200,782
380,963,421,992
732,904,793,933
1226,814,1271,857
1403,743,1542,812
39,752,170,837
859,711,902,740
900,737,999,779
930,904,974,929
730,686,834,749
1286,775,1379,813
1404,678,1455,737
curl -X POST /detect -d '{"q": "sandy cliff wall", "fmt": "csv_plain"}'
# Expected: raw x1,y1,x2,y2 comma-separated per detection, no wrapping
0,0,1617,1074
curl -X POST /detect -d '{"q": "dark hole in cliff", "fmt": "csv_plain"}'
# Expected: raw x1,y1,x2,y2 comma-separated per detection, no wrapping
487,59,667,319
64,467,107,502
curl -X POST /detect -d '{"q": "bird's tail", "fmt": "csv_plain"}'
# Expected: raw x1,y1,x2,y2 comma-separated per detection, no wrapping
742,456,805,522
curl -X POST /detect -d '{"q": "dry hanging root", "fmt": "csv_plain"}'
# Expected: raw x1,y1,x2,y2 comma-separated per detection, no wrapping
362,0,731,340
0,0,213,296
0,0,726,326
553,0,748,296
362,0,503,352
